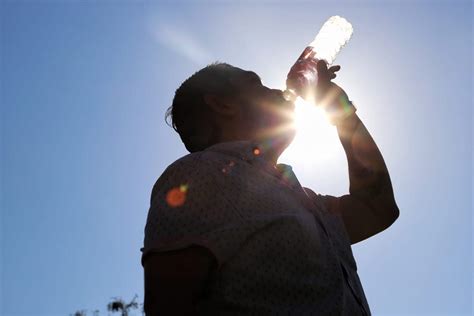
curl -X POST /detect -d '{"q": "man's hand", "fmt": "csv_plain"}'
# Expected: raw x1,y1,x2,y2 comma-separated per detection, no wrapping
314,60,356,125
314,60,344,104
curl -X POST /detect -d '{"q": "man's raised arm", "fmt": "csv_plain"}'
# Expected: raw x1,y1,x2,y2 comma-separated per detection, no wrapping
311,61,399,244
328,111,400,244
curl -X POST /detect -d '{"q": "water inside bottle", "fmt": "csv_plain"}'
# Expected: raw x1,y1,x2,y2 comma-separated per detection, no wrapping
285,46,323,102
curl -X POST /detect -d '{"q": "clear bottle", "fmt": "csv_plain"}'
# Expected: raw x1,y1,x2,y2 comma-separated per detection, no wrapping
284,16,353,102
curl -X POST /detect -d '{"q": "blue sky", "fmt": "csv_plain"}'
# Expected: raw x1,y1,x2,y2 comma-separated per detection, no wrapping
1,1,472,315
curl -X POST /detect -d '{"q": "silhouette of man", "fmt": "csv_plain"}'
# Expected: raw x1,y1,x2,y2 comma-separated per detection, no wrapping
141,60,399,315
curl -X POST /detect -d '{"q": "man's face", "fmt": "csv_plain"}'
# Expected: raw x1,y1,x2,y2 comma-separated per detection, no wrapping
229,69,296,147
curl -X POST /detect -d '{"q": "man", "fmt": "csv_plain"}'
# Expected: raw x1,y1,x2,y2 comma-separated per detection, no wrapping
141,60,399,315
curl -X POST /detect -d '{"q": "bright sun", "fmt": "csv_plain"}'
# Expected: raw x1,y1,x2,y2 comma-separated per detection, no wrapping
280,97,340,166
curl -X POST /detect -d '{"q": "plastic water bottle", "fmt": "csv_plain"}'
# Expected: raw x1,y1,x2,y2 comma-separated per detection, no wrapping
284,16,353,102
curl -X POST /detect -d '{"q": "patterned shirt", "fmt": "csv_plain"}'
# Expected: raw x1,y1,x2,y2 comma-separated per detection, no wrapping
141,140,371,315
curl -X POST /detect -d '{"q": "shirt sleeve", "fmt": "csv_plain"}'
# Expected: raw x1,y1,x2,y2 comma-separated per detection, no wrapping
302,187,358,268
302,187,342,215
140,152,245,269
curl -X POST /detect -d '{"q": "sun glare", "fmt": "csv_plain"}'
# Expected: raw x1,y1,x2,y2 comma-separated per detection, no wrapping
280,97,340,166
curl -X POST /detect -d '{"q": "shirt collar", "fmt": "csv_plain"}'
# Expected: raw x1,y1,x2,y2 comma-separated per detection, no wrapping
205,140,268,163
205,140,302,191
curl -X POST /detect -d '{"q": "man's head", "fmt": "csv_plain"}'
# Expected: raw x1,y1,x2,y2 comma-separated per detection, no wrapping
166,62,295,158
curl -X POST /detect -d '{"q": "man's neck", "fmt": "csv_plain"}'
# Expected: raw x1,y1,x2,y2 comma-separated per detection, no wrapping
213,133,290,167
253,137,289,167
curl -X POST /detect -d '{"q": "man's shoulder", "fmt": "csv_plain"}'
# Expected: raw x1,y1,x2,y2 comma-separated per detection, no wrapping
302,187,334,211
302,187,319,199
150,150,232,204
163,150,228,174
167,151,207,169
154,150,229,189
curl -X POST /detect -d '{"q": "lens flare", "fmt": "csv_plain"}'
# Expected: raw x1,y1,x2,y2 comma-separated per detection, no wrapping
166,184,188,207
280,97,339,164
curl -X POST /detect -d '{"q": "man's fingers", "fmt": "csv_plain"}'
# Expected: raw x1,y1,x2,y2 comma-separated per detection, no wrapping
317,62,341,81
316,60,328,73
328,65,341,72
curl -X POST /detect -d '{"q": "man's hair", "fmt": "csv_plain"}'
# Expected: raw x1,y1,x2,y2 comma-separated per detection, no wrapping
165,62,241,153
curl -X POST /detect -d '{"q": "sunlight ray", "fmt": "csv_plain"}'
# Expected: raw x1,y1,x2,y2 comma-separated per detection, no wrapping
280,98,340,165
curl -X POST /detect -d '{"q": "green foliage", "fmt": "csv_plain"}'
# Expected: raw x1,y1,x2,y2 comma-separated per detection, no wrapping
70,294,143,316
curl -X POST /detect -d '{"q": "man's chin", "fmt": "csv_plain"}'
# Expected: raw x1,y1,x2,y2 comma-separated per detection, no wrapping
256,125,296,156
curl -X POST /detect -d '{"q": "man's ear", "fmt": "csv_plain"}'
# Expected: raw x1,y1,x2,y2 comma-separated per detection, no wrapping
204,94,238,117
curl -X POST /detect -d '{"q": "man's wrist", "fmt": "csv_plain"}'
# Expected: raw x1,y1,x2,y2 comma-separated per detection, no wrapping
326,94,357,125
